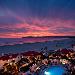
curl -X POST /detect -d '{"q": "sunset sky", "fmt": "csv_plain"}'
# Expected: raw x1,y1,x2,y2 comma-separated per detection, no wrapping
0,0,75,38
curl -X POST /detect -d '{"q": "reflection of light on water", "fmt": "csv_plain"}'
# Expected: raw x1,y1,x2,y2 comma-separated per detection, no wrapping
44,71,51,75
44,65,65,75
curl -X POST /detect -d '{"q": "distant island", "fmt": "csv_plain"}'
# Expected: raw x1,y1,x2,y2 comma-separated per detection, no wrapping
22,36,75,38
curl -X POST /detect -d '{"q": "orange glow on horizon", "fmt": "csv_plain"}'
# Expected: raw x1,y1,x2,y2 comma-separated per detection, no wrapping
0,18,75,38
0,31,66,38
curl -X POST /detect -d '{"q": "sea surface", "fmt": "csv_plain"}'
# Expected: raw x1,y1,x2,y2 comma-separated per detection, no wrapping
0,36,75,55
0,36,71,46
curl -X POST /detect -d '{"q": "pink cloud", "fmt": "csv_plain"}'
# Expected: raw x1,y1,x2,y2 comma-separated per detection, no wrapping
0,12,75,38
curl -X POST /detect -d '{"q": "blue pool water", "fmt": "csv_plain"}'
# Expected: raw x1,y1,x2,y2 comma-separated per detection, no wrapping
40,65,66,75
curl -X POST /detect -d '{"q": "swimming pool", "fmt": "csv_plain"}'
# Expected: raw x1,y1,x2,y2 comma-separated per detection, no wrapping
40,65,67,75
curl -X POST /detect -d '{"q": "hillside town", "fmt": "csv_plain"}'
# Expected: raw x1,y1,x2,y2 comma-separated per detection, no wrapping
0,45,75,75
